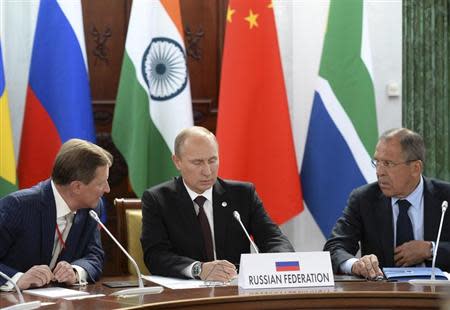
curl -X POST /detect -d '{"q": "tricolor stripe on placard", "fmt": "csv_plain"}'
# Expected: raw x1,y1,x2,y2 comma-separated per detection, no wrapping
275,261,300,272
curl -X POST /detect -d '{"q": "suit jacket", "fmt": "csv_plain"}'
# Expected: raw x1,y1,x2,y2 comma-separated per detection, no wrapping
141,177,294,278
323,177,450,273
0,180,104,285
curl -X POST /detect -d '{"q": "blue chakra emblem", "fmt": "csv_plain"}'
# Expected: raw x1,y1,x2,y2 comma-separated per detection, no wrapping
142,37,188,101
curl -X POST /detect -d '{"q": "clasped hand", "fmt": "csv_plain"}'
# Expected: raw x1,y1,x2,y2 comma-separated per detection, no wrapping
394,240,432,267
17,261,77,290
199,260,237,283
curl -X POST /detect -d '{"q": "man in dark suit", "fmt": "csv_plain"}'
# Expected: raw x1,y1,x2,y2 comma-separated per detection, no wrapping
0,139,112,290
324,128,450,279
141,126,294,282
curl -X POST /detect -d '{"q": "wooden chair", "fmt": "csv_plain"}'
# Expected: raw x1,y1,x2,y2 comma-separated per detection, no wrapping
114,198,149,275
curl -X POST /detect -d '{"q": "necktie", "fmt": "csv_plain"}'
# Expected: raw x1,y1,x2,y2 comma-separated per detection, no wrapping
194,196,214,261
396,199,414,247
50,213,73,269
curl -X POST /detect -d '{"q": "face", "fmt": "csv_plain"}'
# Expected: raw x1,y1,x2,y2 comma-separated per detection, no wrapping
373,138,421,198
172,134,219,194
73,165,110,209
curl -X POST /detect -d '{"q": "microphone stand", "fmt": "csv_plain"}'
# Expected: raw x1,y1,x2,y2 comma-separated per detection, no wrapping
233,211,259,254
89,211,163,296
410,201,450,286
0,271,41,310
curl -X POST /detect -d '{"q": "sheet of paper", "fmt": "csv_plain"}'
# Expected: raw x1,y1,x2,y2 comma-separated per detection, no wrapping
23,287,89,299
143,275,237,289
142,275,205,289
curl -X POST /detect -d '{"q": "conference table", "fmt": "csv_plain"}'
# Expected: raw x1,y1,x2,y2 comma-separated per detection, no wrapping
1,276,450,309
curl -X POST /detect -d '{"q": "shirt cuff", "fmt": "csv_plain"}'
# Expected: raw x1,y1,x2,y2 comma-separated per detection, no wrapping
0,272,23,292
340,258,359,275
72,265,88,285
428,241,435,261
182,262,198,279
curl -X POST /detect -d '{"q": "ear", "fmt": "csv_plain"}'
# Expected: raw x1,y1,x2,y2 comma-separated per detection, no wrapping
70,180,83,194
412,160,423,176
172,154,181,171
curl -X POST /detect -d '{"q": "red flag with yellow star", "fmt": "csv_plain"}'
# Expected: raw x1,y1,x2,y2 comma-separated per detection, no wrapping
217,0,303,225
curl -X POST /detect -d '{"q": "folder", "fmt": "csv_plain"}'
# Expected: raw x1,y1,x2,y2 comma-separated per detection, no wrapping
382,267,448,282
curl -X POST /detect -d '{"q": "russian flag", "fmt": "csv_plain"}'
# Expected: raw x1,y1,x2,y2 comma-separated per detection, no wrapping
18,0,95,189
275,261,300,272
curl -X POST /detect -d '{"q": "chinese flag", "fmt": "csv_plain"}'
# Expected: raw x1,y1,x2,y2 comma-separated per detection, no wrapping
217,0,303,224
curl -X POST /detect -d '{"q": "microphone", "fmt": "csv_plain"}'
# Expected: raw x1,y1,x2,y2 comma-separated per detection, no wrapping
233,211,259,254
89,210,163,296
0,270,41,310
410,200,450,286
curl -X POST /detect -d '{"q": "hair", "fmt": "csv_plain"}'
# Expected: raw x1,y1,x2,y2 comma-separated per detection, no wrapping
52,139,113,185
379,128,426,162
174,126,217,157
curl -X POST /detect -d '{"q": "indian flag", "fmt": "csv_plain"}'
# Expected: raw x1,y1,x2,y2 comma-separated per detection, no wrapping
0,41,17,197
112,0,193,197
300,0,378,237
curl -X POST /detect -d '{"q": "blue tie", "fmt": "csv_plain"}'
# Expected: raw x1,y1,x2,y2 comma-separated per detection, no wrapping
396,199,414,246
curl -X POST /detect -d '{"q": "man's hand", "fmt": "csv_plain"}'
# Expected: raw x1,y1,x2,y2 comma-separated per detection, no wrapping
394,240,432,267
53,261,77,285
351,254,383,279
200,260,237,282
17,265,53,290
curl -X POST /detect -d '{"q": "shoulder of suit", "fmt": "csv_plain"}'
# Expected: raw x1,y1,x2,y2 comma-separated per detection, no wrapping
351,181,381,198
217,177,254,190
145,177,179,196
5,179,50,202
0,179,51,214
423,177,450,196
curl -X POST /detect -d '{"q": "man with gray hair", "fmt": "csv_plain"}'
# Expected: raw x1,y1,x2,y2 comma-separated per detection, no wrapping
324,128,450,279
141,126,294,282
0,139,112,290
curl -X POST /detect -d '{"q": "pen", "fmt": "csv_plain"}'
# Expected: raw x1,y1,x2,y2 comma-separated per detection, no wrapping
64,293,105,300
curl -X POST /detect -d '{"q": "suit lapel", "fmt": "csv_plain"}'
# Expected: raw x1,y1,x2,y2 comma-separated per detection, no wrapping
40,181,56,265
423,178,441,241
212,180,231,259
375,193,394,266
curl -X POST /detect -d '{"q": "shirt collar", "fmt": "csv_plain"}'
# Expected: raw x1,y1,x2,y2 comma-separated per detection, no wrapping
183,180,213,203
392,176,424,210
51,180,73,218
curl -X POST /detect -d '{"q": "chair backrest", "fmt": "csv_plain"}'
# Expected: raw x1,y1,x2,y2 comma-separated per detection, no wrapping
114,198,149,275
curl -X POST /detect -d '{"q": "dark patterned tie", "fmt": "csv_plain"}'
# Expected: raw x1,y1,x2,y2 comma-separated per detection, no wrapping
396,199,414,246
194,196,214,261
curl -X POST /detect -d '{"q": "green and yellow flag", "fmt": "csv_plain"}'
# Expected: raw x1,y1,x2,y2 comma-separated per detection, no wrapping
0,41,17,197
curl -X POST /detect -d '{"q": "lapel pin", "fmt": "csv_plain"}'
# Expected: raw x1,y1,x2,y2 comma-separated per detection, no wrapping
221,202,227,207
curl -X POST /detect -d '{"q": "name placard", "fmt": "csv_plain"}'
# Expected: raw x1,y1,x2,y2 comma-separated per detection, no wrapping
238,252,334,289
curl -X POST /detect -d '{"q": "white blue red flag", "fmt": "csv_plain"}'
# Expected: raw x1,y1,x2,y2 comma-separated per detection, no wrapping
18,0,94,188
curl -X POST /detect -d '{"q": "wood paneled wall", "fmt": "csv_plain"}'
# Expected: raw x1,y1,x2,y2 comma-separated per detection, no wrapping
81,0,228,275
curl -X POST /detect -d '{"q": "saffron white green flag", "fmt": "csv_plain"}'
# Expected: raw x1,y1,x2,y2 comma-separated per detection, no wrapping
112,0,193,197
